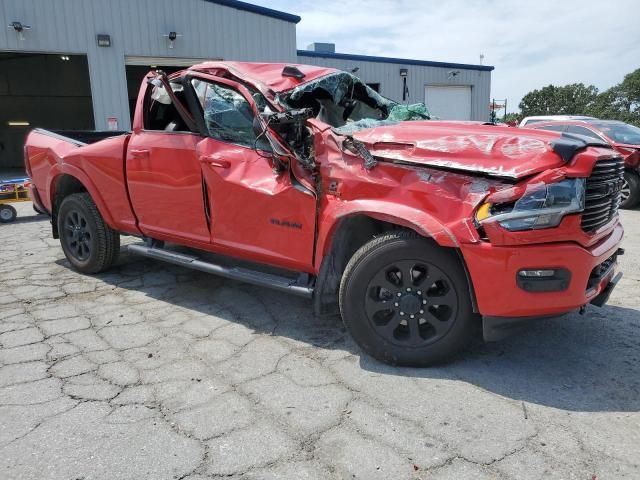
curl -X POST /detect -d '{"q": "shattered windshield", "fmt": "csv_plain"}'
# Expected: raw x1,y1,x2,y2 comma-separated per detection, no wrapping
277,72,430,134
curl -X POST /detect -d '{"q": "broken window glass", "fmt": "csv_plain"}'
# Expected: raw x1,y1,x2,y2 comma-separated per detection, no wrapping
192,78,269,150
278,72,430,134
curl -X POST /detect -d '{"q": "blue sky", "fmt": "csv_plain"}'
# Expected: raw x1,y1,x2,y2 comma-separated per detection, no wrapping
252,0,640,112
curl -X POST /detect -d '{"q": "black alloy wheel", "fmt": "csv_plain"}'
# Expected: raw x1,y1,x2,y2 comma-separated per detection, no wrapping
364,259,458,347
339,231,478,366
63,209,92,261
57,192,120,273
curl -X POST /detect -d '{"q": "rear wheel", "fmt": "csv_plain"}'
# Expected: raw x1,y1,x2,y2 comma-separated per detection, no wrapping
0,205,17,223
620,171,640,209
339,231,478,366
57,193,120,273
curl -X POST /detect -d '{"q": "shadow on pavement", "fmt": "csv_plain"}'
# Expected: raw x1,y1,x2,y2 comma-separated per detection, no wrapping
5,212,48,225
59,246,640,414
363,305,640,413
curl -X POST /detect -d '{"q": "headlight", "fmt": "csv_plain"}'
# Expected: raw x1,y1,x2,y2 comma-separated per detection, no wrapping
476,178,585,232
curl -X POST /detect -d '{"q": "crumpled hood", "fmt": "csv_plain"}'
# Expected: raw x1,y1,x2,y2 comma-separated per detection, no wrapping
350,121,566,179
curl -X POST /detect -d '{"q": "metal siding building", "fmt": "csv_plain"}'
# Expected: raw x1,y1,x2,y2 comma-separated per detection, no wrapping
0,0,298,132
0,0,493,169
297,50,493,122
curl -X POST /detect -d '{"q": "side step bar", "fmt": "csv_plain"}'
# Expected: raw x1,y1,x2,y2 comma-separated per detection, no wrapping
128,244,314,298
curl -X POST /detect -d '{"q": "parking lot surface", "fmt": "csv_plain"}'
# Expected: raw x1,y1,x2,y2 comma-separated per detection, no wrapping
1,202,639,479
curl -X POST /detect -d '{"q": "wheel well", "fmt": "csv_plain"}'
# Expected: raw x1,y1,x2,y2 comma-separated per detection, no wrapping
51,175,87,238
313,214,479,316
313,215,411,316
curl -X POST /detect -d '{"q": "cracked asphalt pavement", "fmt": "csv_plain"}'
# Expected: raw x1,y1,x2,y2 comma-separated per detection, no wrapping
1,202,639,479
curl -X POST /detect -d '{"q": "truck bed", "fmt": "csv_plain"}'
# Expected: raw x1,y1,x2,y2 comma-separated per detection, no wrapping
24,128,138,233
51,130,129,145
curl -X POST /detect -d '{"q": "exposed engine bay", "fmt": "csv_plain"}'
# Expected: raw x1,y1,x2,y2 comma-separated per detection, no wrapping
264,72,431,169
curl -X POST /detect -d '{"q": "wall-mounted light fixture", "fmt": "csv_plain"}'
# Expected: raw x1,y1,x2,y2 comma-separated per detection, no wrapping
7,121,30,127
447,70,460,79
96,34,111,47
163,31,182,49
350,67,359,74
60,55,70,61
8,21,31,41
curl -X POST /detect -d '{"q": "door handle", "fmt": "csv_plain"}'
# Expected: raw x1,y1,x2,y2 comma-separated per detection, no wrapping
200,155,230,169
207,160,230,169
130,149,150,158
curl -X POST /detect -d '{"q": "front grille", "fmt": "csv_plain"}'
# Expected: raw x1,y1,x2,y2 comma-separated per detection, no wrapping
587,252,617,290
581,156,624,232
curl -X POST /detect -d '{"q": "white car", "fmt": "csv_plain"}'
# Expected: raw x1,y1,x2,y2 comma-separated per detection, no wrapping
519,115,596,128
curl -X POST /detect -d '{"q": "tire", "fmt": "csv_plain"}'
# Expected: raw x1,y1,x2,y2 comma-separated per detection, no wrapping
339,231,478,366
0,205,17,223
620,170,640,209
57,192,120,273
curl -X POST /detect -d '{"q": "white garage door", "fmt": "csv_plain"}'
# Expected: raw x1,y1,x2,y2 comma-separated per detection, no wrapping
425,85,472,120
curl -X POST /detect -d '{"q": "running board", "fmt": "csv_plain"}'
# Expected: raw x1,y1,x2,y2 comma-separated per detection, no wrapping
127,244,314,298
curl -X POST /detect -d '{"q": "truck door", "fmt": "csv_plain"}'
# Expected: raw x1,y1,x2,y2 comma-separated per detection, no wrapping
126,75,210,244
189,75,317,272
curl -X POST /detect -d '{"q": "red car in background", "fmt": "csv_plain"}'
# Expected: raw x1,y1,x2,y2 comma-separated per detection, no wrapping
527,119,640,208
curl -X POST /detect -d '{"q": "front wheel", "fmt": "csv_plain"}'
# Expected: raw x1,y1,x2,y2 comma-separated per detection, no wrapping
339,231,478,366
620,171,640,209
57,192,120,273
0,205,17,223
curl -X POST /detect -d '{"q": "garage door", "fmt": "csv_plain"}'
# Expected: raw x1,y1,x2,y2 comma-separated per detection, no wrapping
424,85,472,120
0,53,94,169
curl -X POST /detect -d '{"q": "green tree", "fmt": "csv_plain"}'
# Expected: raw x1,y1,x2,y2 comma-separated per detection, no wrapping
503,112,522,125
587,68,640,126
519,83,598,117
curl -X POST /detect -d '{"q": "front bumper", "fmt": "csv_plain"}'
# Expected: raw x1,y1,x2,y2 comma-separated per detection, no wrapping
461,222,624,318
482,272,622,341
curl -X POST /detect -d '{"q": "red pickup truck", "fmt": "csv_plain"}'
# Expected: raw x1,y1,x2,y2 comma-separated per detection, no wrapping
25,62,625,365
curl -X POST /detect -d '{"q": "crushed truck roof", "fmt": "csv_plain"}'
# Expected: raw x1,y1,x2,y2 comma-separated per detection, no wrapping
189,61,337,93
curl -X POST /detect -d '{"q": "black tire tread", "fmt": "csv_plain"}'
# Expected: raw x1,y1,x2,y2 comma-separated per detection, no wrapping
621,170,640,209
58,192,120,273
339,230,421,303
339,230,477,366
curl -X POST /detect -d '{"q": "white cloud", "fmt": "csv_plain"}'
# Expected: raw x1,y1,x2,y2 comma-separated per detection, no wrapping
254,0,640,111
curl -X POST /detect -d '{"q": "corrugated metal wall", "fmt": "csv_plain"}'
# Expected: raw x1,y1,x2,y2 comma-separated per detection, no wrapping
0,0,297,129
296,54,492,122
